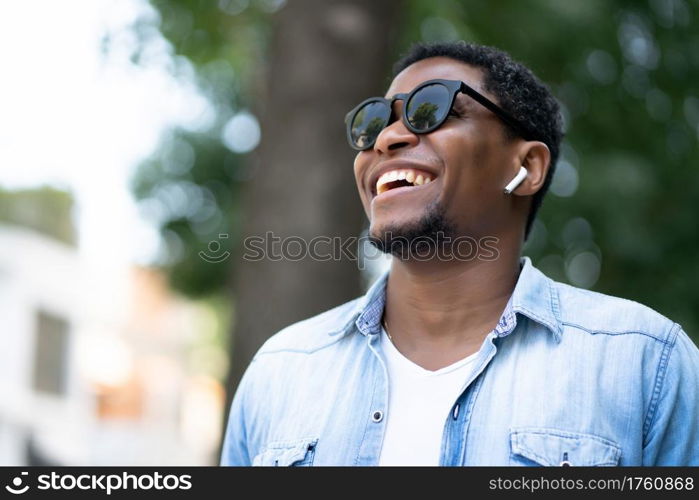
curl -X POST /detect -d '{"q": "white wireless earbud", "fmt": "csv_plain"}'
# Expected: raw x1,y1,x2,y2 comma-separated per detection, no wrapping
503,166,527,194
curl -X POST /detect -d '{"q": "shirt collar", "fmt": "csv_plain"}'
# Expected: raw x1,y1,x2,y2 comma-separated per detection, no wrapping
333,256,562,342
510,256,563,341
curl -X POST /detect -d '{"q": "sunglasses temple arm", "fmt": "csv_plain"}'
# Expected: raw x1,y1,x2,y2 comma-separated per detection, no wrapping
459,84,531,140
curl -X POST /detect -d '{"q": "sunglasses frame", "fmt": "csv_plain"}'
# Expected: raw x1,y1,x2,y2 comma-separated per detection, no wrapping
345,78,532,151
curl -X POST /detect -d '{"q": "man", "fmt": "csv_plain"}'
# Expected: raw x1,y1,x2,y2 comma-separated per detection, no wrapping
221,41,699,466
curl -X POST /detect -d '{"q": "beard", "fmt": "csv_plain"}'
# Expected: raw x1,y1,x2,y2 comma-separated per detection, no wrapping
368,200,458,260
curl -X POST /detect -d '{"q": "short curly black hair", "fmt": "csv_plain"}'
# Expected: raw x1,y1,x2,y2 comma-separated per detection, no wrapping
392,41,563,239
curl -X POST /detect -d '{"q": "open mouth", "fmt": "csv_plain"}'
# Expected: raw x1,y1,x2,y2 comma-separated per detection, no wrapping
375,168,436,196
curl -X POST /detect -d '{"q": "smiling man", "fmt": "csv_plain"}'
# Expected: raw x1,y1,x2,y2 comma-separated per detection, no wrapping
221,41,699,466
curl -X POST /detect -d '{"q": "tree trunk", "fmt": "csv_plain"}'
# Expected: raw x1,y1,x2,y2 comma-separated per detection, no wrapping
224,0,403,442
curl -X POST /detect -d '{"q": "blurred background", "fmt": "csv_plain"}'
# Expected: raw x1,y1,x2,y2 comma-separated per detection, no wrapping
0,0,697,465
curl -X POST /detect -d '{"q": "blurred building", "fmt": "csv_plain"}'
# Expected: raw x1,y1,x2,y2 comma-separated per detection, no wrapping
0,222,225,465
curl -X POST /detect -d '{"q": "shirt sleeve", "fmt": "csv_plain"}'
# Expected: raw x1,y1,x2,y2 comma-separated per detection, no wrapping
219,358,259,466
642,325,699,465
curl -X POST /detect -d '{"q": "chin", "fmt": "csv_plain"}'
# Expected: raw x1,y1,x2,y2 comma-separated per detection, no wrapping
367,201,455,257
368,219,418,241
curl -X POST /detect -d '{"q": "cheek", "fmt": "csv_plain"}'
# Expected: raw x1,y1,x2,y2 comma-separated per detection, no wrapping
352,151,361,172
436,132,505,200
352,153,364,186
353,152,371,203
432,132,476,191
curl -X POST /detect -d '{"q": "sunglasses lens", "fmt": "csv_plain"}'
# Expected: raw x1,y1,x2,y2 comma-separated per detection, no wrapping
350,101,390,149
406,83,450,131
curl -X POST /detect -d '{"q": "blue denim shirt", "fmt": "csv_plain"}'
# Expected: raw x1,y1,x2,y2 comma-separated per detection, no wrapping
221,257,699,466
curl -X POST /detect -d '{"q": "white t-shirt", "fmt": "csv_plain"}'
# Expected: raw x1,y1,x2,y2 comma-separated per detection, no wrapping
378,327,478,466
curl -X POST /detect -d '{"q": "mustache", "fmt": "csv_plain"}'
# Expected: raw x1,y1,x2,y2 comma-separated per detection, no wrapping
374,151,441,167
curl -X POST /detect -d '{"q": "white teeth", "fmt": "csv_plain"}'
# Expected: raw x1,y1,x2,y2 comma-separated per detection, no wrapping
375,169,435,194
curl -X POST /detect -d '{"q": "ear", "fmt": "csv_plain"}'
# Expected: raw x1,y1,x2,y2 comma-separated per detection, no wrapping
509,141,551,196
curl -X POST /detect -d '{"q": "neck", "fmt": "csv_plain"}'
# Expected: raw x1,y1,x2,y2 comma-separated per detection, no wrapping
382,235,522,369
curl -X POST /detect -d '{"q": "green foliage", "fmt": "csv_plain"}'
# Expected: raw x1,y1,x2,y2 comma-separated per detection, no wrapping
131,130,244,297
127,1,277,297
0,186,76,245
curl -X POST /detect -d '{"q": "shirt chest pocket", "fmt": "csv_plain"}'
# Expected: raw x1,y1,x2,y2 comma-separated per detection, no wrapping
510,427,621,466
252,438,318,466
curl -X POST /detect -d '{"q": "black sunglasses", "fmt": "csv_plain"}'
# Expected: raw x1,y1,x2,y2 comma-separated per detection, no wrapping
345,78,532,151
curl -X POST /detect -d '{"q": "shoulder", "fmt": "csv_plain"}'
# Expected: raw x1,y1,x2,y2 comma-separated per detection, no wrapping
552,279,678,344
254,296,363,357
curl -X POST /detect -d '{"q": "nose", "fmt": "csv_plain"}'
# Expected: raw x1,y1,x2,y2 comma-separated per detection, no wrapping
373,101,419,154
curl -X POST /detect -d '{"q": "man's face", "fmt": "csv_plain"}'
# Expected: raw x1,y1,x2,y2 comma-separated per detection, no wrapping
353,57,523,252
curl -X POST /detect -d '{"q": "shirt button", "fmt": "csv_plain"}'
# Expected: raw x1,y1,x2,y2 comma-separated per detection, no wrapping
372,411,383,422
